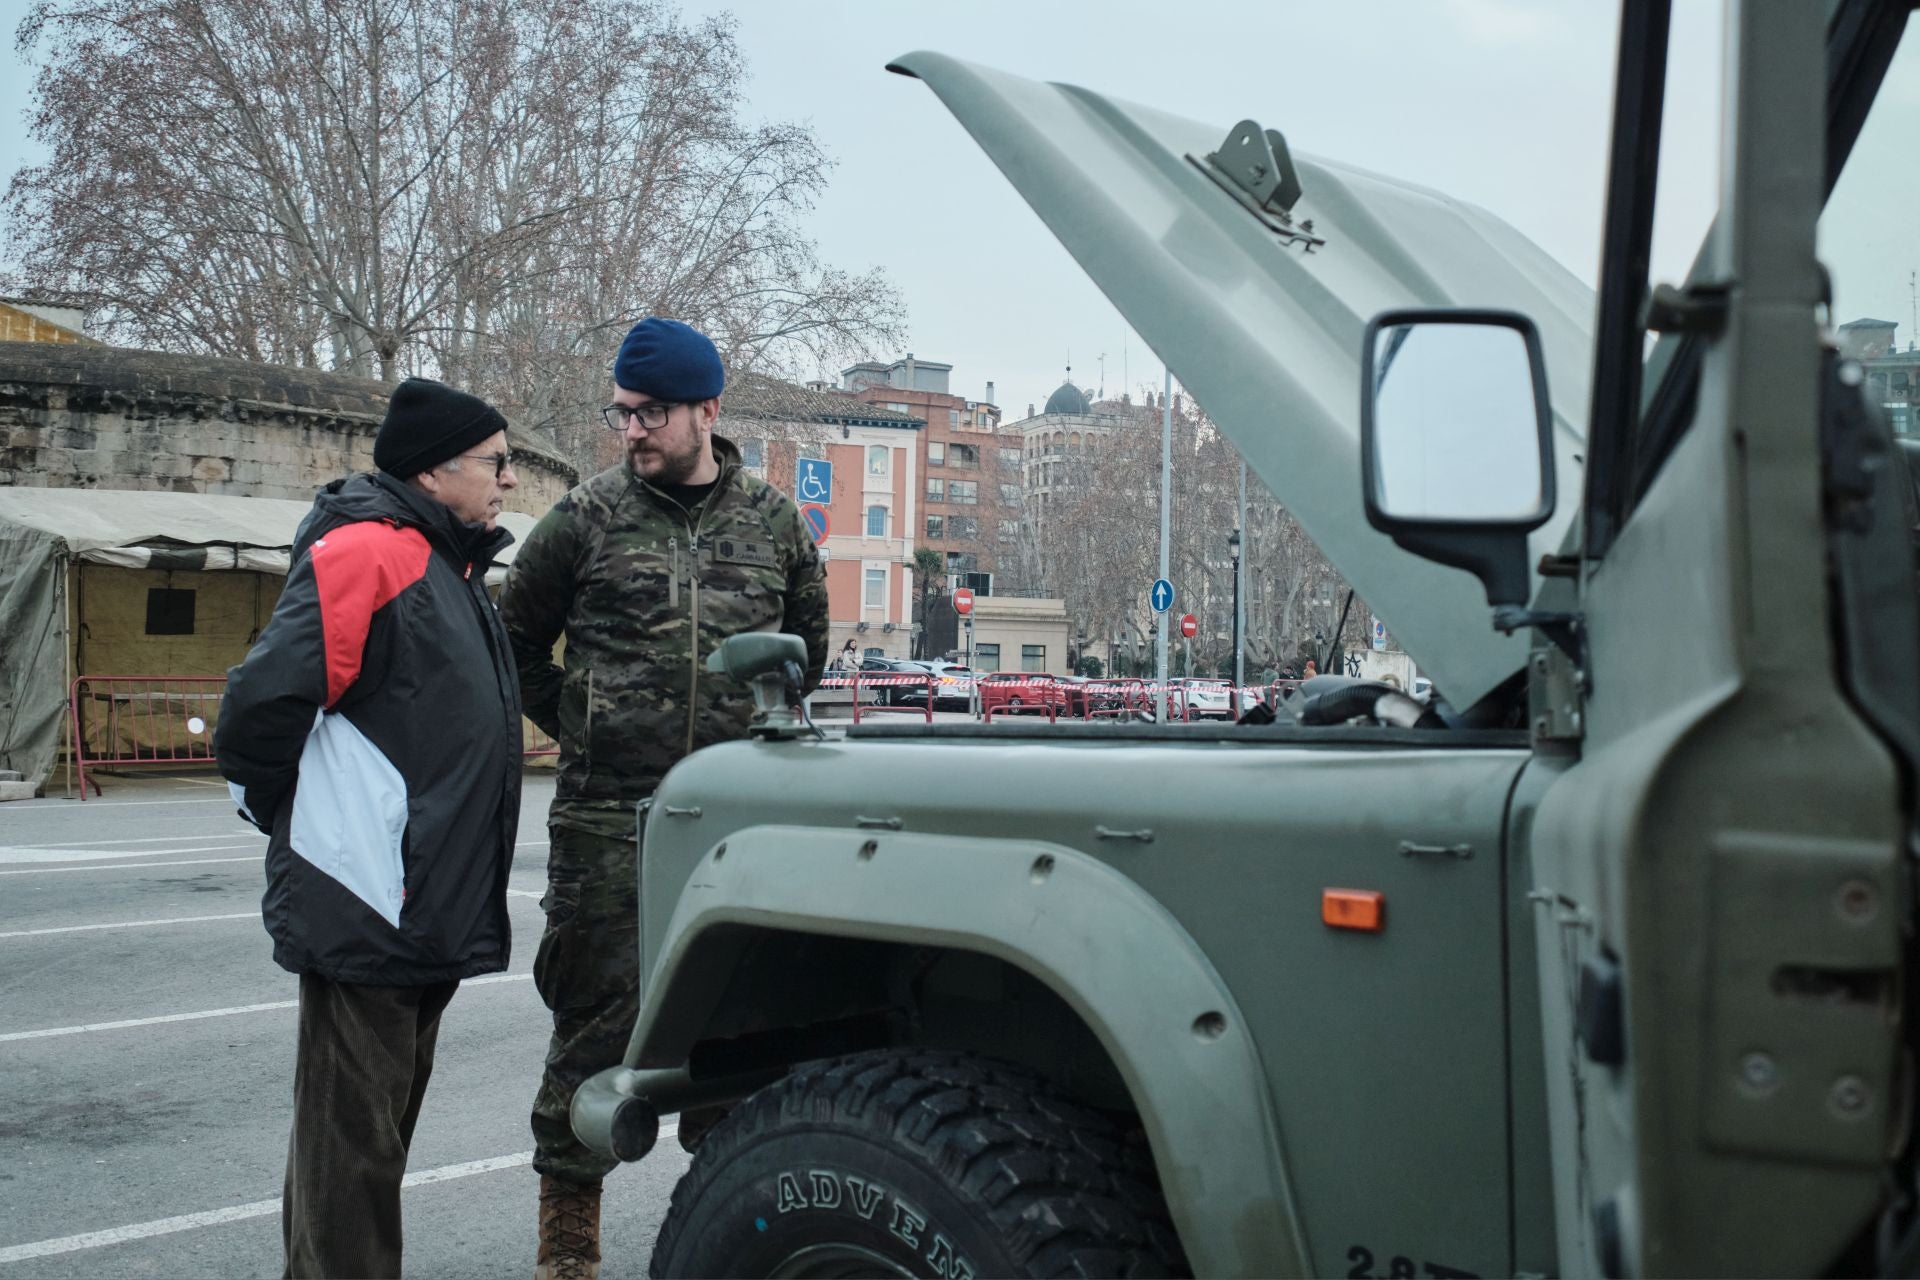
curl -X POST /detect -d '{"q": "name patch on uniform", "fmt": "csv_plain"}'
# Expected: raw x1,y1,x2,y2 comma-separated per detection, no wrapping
712,537,778,569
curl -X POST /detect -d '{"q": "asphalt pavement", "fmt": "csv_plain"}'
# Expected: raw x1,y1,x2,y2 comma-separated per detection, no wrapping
0,770,689,1279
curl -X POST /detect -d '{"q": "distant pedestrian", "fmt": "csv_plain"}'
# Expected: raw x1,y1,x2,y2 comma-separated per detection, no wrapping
833,638,860,671
1303,658,1318,679
215,378,524,1280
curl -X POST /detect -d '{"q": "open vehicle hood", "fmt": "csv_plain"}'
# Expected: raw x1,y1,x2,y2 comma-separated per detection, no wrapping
890,52,1593,708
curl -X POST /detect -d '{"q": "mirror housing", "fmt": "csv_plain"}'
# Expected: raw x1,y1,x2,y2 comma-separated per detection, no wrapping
708,633,809,733
1360,308,1555,607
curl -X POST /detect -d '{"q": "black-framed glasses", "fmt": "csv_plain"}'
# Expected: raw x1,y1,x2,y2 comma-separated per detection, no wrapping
455,451,514,478
602,401,685,432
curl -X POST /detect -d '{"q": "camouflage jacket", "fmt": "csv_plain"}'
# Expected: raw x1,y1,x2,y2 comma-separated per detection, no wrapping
500,435,828,820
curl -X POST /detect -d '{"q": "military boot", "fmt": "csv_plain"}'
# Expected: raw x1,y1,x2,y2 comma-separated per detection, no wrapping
534,1176,601,1280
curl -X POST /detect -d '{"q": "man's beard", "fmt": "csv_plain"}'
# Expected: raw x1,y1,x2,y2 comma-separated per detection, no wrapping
628,425,704,484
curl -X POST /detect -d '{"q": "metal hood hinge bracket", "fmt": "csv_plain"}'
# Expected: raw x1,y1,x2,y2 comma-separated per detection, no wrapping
1189,120,1328,253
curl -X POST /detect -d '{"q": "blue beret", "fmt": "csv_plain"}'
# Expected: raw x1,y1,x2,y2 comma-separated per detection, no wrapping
613,317,725,400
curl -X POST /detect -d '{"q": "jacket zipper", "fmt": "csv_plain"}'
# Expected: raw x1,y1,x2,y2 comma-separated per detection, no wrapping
668,537,680,609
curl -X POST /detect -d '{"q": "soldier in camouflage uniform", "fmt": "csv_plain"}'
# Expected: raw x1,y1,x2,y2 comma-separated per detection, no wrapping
499,318,828,1280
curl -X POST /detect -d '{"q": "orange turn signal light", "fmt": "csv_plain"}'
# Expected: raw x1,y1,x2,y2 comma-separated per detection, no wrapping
1322,888,1384,932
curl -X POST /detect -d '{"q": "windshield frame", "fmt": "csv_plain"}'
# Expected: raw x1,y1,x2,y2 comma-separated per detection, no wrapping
1581,0,1911,560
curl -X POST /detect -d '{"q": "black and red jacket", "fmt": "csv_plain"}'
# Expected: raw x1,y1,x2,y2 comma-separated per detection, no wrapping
216,472,521,985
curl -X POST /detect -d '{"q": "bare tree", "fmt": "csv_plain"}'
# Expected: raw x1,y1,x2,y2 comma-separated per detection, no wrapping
5,0,903,465
1024,392,1375,680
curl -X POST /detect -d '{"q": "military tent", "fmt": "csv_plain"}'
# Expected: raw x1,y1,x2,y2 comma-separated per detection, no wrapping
0,488,541,792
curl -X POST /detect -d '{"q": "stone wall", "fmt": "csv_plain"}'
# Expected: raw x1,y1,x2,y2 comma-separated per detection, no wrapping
0,342,576,513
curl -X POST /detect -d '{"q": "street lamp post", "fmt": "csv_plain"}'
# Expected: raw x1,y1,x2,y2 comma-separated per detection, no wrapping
1228,527,1242,713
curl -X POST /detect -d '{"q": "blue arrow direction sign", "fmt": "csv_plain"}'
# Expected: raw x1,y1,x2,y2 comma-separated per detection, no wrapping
1150,578,1175,613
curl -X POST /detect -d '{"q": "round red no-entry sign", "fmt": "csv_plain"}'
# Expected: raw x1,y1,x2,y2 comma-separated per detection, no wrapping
953,588,974,615
1180,613,1198,638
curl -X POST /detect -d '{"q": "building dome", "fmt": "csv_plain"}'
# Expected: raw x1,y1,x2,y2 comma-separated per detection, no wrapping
1043,380,1090,416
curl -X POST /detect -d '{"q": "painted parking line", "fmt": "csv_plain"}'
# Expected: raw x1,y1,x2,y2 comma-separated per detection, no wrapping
7,835,262,849
0,972,533,1043
12,797,237,808
0,855,264,876
0,911,260,939
0,1122,615,1267
0,842,262,865
0,1119,679,1264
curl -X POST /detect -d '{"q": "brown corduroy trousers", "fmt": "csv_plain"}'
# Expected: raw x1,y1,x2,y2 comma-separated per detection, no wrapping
282,973,460,1279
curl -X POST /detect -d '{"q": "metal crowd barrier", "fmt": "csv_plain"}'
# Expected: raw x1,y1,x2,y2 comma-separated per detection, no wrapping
68,675,226,799
813,672,937,724
68,674,570,799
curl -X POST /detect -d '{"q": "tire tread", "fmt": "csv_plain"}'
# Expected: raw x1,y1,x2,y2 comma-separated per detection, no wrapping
650,1048,1189,1279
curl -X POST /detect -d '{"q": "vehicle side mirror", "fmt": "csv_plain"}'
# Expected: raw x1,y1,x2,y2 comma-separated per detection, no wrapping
1360,309,1555,607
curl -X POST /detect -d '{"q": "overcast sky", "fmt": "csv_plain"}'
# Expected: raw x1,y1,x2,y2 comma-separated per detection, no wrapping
5,1,1906,415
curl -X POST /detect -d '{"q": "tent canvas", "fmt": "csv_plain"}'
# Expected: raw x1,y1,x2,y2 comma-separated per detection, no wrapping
0,487,542,792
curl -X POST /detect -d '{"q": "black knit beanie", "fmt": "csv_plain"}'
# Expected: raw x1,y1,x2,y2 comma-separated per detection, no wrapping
374,377,509,478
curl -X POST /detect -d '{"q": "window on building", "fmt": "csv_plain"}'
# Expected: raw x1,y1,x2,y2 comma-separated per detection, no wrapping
928,441,945,466
867,445,889,477
1000,483,1020,504
925,514,945,539
1021,645,1046,672
1000,448,1022,467
949,442,978,467
740,438,765,468
948,515,978,540
864,567,886,608
999,519,1019,541
948,409,959,426
864,647,885,658
974,642,1001,673
866,505,887,537
887,402,910,414
926,477,944,501
145,588,196,635
946,551,978,573
948,479,978,504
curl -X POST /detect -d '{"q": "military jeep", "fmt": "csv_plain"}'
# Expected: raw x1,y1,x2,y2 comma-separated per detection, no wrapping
573,2,1920,1275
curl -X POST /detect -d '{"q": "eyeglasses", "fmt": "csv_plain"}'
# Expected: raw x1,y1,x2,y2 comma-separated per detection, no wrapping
454,451,514,478
602,401,685,433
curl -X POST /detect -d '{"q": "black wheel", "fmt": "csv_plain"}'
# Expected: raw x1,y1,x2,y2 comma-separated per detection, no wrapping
649,1049,1186,1279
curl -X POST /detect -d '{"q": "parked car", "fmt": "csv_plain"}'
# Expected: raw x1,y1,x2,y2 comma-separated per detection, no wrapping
976,672,1070,717
1169,677,1235,720
901,660,974,710
856,657,934,705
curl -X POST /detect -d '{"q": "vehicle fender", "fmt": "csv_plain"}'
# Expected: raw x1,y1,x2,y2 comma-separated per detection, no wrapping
628,824,1309,1279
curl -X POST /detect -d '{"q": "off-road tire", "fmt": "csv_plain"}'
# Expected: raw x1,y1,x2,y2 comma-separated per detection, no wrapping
648,1049,1187,1279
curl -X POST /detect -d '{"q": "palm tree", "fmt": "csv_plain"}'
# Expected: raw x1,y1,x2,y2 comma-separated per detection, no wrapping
910,548,945,659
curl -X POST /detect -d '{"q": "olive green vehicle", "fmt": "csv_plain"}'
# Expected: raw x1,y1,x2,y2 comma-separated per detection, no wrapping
572,3,1920,1275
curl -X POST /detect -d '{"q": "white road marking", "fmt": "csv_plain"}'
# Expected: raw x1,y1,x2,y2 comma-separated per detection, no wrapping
0,1120,660,1258
507,889,542,899
0,1119,677,1263
0,911,260,939
0,972,533,1043
18,797,236,808
515,839,549,847
0,856,263,876
0,842,261,865
6,835,263,849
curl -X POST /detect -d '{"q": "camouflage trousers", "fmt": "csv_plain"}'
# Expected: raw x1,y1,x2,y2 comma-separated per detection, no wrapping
530,818,641,1190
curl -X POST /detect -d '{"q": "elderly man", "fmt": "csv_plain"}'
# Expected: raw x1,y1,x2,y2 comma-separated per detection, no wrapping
500,317,828,1279
215,377,524,1280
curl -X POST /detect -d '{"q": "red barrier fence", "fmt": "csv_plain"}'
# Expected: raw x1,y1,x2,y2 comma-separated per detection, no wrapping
813,672,937,724
69,674,565,798
69,675,225,799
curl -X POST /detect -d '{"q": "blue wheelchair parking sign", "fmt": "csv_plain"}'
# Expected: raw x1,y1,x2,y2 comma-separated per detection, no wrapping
796,457,833,504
